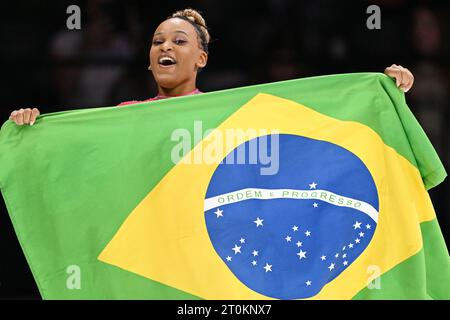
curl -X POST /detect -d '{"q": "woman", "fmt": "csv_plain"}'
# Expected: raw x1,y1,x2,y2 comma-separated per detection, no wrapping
9,8,414,126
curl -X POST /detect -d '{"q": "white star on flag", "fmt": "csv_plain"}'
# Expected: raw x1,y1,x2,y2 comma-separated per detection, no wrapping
226,256,232,262
254,217,264,227
285,236,292,242
240,238,246,244
251,260,257,266
292,225,299,232
297,250,307,259
313,202,318,208
232,244,241,254
353,221,362,229
252,250,259,257
359,232,364,238
263,263,272,272
355,238,361,244
342,246,346,251
366,224,371,229
306,280,312,286
348,243,354,248
335,253,339,258
321,255,326,261
309,182,318,189
305,230,311,237
328,263,335,271
214,208,223,218
343,261,348,266
296,241,302,247
342,253,347,258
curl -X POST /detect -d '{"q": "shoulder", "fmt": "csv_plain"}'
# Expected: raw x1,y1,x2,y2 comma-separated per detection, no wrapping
117,100,140,106
116,98,156,106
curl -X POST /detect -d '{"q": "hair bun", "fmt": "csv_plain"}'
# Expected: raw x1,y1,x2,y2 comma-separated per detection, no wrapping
171,8,210,44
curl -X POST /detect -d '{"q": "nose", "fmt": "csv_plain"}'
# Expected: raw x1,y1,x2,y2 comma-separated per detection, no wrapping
160,40,173,52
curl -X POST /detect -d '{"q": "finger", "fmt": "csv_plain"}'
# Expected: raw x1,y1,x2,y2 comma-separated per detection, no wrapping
399,84,409,92
23,109,32,124
396,66,404,87
403,81,413,93
391,64,406,87
385,67,402,87
404,81,413,93
30,108,40,125
399,77,413,92
403,68,414,92
385,65,401,84
396,66,414,92
16,109,24,125
397,65,408,84
9,110,17,120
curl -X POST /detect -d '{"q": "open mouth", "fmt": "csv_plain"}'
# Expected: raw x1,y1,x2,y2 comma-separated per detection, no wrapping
158,56,177,67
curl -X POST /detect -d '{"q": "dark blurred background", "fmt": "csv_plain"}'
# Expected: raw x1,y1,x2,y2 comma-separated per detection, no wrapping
0,0,449,299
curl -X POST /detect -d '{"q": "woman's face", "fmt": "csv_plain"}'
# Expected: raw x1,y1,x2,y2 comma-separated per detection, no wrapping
150,18,207,90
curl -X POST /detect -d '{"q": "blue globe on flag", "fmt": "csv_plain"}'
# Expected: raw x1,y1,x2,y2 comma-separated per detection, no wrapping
204,134,379,299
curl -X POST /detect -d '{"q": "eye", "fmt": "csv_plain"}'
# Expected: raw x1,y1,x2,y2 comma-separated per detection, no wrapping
152,39,163,45
174,38,187,45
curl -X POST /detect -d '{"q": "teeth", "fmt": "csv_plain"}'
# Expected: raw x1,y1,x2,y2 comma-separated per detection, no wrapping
159,57,175,64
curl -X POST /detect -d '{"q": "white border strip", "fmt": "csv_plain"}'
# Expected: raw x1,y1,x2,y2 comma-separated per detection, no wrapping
204,188,378,223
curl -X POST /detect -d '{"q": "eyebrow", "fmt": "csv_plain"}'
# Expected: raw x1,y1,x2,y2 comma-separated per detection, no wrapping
154,30,189,36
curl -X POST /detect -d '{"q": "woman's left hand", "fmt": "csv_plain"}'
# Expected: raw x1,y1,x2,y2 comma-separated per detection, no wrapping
384,64,414,93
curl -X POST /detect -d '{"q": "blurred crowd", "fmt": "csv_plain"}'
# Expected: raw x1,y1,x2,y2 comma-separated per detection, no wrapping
0,0,449,298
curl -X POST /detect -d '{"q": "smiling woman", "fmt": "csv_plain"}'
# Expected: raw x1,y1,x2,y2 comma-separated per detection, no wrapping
148,9,210,96
116,9,210,106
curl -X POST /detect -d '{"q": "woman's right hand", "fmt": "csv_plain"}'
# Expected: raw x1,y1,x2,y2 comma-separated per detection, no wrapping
9,108,40,126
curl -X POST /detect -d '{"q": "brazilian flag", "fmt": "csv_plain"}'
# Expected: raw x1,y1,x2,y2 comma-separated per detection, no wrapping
0,73,448,299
